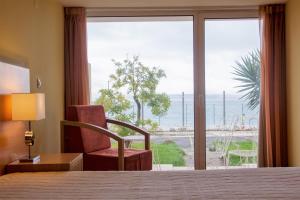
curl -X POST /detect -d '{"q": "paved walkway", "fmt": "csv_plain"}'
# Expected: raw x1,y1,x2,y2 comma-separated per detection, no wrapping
124,130,258,140
152,164,257,171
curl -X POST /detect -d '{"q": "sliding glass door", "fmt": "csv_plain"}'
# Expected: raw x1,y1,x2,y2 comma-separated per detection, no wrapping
86,9,260,170
204,19,260,169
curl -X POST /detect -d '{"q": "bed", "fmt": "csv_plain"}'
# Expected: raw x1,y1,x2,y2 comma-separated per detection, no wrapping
0,168,299,199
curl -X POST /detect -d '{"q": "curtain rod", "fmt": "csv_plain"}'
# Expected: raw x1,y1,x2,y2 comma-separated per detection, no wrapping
86,6,259,17
86,6,258,12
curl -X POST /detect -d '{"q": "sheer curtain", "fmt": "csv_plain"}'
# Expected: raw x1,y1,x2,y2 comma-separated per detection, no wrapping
64,7,90,116
258,4,288,167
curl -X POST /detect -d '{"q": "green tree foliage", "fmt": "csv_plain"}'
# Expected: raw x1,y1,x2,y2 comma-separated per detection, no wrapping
110,56,170,125
95,89,131,118
95,89,134,136
148,93,171,125
96,56,171,135
233,50,261,110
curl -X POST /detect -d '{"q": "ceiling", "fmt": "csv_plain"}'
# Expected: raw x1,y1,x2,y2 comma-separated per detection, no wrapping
59,0,287,8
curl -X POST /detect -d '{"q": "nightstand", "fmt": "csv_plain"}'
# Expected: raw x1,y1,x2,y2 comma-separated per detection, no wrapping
6,153,83,174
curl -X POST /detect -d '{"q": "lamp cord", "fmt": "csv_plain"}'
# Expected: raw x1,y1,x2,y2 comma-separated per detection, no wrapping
28,121,32,160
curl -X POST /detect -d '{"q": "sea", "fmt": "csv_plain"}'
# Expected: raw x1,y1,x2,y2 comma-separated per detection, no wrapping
129,94,259,130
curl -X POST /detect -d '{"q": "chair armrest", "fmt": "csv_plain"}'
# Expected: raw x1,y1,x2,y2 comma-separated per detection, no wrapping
106,118,150,150
60,120,124,170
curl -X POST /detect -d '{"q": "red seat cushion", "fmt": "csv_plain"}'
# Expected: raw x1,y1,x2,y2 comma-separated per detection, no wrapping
84,148,152,171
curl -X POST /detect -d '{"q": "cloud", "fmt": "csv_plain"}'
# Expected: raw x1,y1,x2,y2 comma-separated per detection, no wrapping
205,19,260,51
88,19,260,101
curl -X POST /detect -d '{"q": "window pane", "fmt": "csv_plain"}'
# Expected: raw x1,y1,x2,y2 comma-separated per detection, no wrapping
88,17,194,170
205,19,260,169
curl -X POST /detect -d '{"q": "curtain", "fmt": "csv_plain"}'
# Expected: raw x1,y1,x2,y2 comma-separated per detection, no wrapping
258,4,288,167
64,7,90,116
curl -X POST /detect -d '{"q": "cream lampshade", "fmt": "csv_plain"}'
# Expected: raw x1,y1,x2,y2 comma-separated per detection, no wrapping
11,93,45,121
11,93,45,162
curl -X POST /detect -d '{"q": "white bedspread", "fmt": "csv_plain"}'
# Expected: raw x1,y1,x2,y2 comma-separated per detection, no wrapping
0,168,300,199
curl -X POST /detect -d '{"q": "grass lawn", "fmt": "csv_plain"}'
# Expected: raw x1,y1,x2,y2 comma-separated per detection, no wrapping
227,140,257,166
210,139,257,166
112,140,186,166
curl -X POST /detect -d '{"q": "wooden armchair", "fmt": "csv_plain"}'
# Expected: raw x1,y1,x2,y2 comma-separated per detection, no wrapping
61,105,152,171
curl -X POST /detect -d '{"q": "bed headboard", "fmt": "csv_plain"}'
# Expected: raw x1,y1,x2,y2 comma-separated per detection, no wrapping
0,58,30,175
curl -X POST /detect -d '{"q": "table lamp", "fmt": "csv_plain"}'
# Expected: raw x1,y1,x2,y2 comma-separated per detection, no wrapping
11,93,45,162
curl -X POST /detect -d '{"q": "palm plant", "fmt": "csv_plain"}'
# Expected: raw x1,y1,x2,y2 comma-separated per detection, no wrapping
233,50,261,110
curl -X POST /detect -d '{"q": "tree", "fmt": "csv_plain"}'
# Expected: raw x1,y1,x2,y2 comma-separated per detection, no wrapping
148,93,171,125
95,88,134,136
95,88,132,120
109,56,170,126
233,50,261,110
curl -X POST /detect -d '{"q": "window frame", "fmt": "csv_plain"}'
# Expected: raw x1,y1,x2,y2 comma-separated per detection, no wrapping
86,7,259,170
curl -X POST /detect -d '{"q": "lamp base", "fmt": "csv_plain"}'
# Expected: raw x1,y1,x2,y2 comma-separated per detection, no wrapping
19,155,40,163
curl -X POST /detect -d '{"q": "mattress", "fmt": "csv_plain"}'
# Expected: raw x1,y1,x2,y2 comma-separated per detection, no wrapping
0,168,299,199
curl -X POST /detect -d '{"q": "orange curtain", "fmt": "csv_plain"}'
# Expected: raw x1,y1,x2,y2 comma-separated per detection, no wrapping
258,4,287,167
64,7,90,116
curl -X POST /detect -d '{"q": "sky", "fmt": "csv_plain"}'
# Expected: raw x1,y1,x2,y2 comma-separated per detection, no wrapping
87,18,260,102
